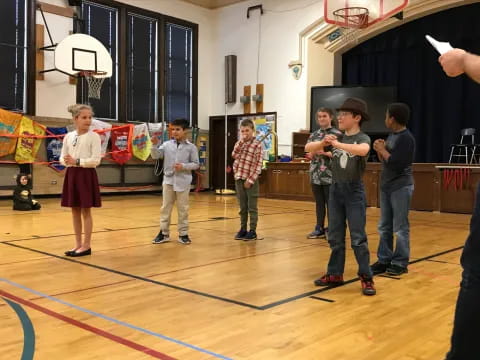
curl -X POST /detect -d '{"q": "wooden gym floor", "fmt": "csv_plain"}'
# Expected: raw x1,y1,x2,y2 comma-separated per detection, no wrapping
0,193,468,360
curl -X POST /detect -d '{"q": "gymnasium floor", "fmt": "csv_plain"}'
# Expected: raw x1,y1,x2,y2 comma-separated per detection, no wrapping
0,193,468,360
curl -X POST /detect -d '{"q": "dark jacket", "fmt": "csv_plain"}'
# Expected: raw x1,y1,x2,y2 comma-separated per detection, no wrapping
13,174,41,211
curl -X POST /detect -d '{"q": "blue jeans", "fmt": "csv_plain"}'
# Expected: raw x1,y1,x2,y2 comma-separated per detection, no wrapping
327,181,373,277
377,185,414,268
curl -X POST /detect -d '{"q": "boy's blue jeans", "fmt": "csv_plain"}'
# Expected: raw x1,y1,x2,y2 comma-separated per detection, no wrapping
327,181,373,277
377,185,414,268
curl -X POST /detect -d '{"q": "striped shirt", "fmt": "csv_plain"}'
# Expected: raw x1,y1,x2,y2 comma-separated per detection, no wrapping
232,138,263,184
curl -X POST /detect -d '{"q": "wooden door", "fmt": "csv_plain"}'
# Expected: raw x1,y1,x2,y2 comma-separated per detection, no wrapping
209,116,237,190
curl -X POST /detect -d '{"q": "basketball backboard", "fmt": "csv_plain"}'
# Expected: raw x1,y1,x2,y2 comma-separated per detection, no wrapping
53,34,112,78
325,0,409,28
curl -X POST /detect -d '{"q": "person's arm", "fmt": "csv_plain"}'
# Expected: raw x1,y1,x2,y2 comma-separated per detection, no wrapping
246,144,263,185
151,142,166,160
305,139,329,153
80,133,102,168
59,134,68,166
379,135,415,171
232,140,244,159
377,151,385,162
331,139,370,156
439,49,480,83
373,139,387,161
179,145,200,171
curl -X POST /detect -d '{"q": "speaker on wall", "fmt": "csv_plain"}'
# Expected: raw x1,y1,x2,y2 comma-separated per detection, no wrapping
68,0,83,6
225,55,237,104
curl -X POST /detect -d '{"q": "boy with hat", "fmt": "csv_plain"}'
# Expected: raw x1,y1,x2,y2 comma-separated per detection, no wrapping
305,97,376,296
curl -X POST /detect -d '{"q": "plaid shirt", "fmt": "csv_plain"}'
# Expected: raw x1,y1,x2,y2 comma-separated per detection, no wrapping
232,138,263,184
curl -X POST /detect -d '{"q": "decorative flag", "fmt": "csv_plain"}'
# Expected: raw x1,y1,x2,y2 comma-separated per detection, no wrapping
147,123,164,145
110,124,133,164
15,117,46,163
46,127,68,172
0,108,22,158
132,123,152,161
90,118,112,155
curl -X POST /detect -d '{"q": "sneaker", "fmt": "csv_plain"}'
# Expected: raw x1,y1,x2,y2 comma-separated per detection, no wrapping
243,230,257,241
360,275,376,296
370,261,389,275
235,229,248,240
313,274,344,287
386,264,408,276
178,235,192,245
152,232,170,244
307,227,326,239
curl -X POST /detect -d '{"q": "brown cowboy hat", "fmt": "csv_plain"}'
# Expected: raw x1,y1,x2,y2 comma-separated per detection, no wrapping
337,97,370,122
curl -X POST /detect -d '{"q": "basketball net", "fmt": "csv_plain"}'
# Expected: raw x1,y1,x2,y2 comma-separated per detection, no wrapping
333,7,369,44
79,71,107,99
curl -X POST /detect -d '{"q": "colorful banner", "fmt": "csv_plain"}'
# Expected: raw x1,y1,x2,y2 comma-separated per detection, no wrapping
46,127,68,172
147,123,164,145
90,119,112,155
0,108,22,158
110,125,133,164
132,123,152,161
15,117,46,163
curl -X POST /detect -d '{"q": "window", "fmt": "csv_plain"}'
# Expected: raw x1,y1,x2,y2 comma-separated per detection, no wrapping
0,0,27,112
81,1,118,119
77,1,197,125
165,23,193,125
127,13,158,122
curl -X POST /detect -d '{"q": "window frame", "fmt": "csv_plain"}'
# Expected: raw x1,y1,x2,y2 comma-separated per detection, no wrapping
0,0,36,114
77,0,198,126
80,0,119,120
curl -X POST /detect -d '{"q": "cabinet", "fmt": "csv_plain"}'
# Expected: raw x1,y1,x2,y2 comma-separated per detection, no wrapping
267,162,313,201
291,132,310,159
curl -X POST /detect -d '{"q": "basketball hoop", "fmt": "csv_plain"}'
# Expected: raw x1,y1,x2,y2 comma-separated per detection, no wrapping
78,71,107,99
333,7,369,44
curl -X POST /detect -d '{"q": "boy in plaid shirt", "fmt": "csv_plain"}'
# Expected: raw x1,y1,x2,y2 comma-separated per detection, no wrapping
232,119,263,241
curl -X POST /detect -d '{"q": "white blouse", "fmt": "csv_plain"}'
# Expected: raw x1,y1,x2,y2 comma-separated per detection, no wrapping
59,131,102,168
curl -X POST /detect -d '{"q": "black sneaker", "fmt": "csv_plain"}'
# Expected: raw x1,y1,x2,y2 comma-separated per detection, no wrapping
178,235,192,245
243,230,257,241
235,229,247,240
307,227,326,239
371,261,389,275
386,264,408,276
152,232,170,244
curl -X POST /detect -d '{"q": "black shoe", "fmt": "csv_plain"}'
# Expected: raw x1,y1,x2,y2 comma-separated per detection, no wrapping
371,261,389,275
178,235,192,245
235,229,247,240
64,249,78,256
243,230,257,241
152,232,170,244
70,248,91,257
386,264,408,276
307,228,326,239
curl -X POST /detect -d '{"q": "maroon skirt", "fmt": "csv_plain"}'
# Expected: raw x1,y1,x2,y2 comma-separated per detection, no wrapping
61,167,101,208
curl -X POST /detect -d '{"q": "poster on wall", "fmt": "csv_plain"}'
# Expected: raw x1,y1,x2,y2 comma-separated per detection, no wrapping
237,114,276,167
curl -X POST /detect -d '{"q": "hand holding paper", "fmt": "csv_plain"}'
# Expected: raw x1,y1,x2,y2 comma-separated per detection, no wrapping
426,35,453,55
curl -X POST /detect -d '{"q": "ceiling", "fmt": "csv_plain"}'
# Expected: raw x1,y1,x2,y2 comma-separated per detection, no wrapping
179,0,249,9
